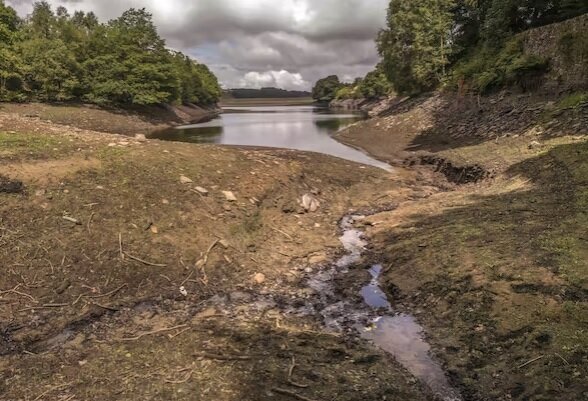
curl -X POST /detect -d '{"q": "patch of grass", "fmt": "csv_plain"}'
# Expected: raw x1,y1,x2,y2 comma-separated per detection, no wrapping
0,131,68,159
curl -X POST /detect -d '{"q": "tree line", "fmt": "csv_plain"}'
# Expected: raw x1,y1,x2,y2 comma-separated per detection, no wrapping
313,0,587,100
312,67,392,104
0,1,221,106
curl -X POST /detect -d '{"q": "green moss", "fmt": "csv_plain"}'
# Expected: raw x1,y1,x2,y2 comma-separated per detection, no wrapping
0,131,67,158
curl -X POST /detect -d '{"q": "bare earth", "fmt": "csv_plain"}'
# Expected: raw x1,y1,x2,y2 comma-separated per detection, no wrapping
0,92,586,401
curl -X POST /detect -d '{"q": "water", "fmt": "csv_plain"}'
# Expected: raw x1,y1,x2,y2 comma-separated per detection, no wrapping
149,105,390,170
306,215,462,401
359,266,462,401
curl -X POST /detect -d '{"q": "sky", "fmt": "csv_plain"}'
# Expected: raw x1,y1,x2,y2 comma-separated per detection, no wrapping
6,0,389,90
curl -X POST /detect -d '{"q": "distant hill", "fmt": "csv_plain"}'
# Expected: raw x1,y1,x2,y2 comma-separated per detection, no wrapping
227,87,311,99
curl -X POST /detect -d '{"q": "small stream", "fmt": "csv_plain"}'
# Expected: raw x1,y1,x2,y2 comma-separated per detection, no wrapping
307,215,462,401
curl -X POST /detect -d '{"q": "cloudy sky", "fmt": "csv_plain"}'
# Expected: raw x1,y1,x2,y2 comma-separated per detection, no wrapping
7,0,388,90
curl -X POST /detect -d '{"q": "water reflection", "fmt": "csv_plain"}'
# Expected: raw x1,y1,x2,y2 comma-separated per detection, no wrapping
149,105,390,170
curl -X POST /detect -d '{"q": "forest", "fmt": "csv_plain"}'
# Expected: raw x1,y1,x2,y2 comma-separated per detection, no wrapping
313,0,588,101
0,1,221,106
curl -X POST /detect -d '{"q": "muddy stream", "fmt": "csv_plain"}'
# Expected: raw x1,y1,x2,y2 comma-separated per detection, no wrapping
304,215,462,401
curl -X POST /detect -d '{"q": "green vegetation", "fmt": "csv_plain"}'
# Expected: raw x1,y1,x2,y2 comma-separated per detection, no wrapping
312,68,392,103
377,0,588,95
0,1,221,106
449,38,548,93
311,75,343,103
228,87,310,99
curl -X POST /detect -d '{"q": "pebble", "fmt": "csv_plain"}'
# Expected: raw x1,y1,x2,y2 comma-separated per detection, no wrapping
253,273,266,284
222,191,237,202
180,175,193,184
194,186,209,195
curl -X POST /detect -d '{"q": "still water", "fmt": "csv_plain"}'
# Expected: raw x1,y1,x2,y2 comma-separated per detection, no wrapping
149,105,390,170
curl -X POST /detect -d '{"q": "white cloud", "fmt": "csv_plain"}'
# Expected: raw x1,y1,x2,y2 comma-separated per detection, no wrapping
239,70,309,90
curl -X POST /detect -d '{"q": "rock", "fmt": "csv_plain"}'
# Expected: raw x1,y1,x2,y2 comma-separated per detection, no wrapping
135,134,147,142
180,175,193,184
219,239,230,249
301,193,320,212
528,141,542,150
35,189,46,197
107,143,116,147
150,226,159,234
222,191,237,202
253,273,266,284
222,204,232,212
194,186,209,196
96,185,104,190
161,199,170,204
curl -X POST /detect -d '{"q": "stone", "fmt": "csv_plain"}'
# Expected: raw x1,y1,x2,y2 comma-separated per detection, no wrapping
135,134,147,142
180,175,193,184
301,193,320,213
162,199,170,205
528,141,542,150
253,273,266,284
194,186,209,195
222,191,237,202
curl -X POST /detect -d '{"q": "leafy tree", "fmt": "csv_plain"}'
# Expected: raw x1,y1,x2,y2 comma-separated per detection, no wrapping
358,67,392,99
0,1,221,106
312,75,343,102
377,0,455,94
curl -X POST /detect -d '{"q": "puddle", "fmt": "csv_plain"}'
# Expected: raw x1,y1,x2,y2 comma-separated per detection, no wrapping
306,215,462,401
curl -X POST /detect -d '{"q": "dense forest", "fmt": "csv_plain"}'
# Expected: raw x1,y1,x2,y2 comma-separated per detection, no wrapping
0,1,221,106
313,0,587,101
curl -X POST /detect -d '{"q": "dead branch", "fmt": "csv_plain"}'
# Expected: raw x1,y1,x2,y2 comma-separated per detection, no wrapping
87,212,95,232
62,216,81,225
194,352,252,361
271,226,294,241
119,233,124,260
272,388,317,401
287,357,309,388
518,355,545,369
85,284,127,299
0,284,37,302
118,324,188,342
124,252,167,267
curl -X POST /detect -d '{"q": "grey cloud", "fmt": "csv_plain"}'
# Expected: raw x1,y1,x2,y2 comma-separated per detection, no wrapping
7,0,388,90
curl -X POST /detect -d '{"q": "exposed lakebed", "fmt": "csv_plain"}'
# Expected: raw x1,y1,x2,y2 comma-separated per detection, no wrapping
149,105,391,170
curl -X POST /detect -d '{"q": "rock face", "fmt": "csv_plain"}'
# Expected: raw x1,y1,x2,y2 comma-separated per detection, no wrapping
301,193,320,212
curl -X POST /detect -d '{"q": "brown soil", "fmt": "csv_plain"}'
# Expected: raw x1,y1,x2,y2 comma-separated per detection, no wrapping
0,110,433,400
1,87,586,401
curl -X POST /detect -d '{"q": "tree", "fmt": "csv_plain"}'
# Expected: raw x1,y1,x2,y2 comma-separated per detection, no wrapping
312,75,343,102
377,0,456,94
359,67,392,99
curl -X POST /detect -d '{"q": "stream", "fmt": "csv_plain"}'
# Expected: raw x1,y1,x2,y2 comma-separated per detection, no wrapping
305,215,462,401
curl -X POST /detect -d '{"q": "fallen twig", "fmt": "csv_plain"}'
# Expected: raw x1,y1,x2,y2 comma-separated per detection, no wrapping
85,284,127,299
272,388,317,401
0,284,37,302
194,352,252,361
287,357,309,388
271,226,294,241
119,324,188,342
554,353,570,366
119,233,124,260
62,216,82,225
518,355,545,369
124,252,167,267
87,212,95,232
196,239,219,268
